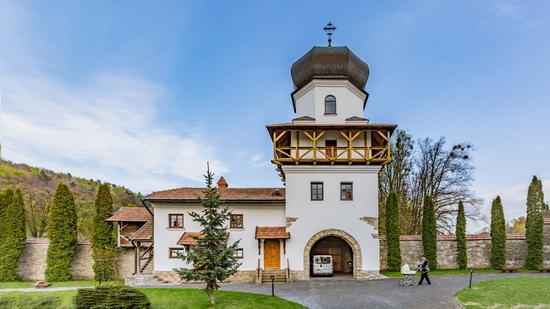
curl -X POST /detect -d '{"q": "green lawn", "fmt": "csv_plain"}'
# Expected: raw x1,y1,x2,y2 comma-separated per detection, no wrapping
456,277,550,308
0,288,304,309
380,268,534,278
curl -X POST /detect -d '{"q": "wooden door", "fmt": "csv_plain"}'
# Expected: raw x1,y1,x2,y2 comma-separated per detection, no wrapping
325,140,337,159
328,247,342,272
264,240,280,269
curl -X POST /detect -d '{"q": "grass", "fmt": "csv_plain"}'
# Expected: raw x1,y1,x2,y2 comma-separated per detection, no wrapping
456,277,550,308
0,288,304,309
0,165,26,176
380,268,539,278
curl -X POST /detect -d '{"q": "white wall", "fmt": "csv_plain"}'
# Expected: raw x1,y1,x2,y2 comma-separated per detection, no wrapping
282,165,381,272
293,79,367,123
151,203,285,272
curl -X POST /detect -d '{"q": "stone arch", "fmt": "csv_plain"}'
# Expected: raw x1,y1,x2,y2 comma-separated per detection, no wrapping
303,229,362,279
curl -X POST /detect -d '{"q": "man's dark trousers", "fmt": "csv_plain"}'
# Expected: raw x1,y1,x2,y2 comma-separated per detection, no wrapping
419,272,431,285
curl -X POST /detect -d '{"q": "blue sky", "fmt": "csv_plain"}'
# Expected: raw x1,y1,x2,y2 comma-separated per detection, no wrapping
1,1,549,229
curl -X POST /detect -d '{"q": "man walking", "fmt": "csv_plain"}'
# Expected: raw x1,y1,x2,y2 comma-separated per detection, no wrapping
418,256,431,285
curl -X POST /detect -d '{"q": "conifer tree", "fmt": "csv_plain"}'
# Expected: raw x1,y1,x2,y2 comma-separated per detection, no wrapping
0,189,14,245
456,201,467,269
422,196,438,269
175,167,241,305
385,191,401,271
490,196,506,270
45,183,78,281
92,184,116,282
0,189,26,281
526,176,545,269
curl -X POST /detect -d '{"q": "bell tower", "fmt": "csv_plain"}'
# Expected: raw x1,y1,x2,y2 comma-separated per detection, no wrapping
267,25,396,280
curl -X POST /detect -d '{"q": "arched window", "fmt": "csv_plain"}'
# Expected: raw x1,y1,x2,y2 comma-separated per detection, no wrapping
325,95,336,114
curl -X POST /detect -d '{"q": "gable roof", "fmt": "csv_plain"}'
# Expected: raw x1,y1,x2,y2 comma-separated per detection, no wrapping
106,207,152,222
131,221,153,241
144,188,285,203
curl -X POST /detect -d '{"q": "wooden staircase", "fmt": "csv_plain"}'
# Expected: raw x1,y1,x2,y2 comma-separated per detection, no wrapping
140,255,153,273
261,269,288,283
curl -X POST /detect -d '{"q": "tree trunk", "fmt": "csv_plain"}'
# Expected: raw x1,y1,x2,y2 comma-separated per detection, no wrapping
208,290,216,305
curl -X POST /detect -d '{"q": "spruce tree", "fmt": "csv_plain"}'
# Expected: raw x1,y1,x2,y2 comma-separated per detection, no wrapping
490,196,506,270
526,176,545,269
456,201,467,269
0,189,14,245
422,196,438,269
0,189,27,281
385,191,401,271
45,183,78,281
92,184,116,282
175,167,241,305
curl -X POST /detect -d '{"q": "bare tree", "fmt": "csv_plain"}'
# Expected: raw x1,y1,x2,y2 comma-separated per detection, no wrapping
26,192,50,237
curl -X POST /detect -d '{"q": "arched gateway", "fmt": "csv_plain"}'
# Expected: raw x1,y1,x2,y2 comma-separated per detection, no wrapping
303,229,362,279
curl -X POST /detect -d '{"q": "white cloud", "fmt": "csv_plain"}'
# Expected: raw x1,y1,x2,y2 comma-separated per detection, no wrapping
249,153,270,168
0,1,228,193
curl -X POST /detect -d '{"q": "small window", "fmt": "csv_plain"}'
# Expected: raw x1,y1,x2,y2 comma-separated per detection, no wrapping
230,214,244,229
341,182,353,201
325,140,337,159
311,182,324,201
325,95,336,114
169,214,184,228
169,247,186,259
234,248,244,259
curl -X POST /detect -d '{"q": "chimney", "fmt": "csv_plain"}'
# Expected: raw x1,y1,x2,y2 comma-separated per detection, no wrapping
217,176,228,188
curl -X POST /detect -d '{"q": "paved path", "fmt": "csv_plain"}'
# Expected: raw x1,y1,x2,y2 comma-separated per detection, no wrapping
151,273,550,309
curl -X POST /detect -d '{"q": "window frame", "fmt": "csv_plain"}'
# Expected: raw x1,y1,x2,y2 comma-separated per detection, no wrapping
169,247,186,259
230,214,244,229
168,213,184,228
324,95,337,115
234,248,244,259
340,182,353,201
311,182,324,201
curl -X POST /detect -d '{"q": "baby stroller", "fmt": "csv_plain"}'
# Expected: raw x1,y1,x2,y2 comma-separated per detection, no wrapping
399,264,418,287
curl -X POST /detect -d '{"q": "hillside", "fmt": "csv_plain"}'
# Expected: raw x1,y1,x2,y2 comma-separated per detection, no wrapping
0,160,142,240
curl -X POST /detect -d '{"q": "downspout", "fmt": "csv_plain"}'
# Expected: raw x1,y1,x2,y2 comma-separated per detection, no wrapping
140,199,154,217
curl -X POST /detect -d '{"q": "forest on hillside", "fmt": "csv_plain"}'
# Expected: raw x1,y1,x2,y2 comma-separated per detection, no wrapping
0,160,141,240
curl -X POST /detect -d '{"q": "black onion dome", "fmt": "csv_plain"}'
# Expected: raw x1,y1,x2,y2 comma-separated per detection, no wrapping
291,46,370,90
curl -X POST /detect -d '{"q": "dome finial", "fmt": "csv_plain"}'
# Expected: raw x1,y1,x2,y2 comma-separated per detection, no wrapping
323,22,337,47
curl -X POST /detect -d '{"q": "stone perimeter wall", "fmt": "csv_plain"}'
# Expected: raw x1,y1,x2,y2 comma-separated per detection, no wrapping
380,222,550,270
18,238,138,281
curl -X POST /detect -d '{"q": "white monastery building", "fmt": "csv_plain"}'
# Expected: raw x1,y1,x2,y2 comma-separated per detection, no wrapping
107,42,396,283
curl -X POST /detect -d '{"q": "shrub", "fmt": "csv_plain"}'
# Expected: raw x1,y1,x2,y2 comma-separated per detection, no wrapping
0,189,27,281
0,294,60,309
490,196,506,269
74,286,151,309
385,191,401,271
422,196,437,269
45,183,78,281
526,176,545,269
92,184,116,282
456,201,467,269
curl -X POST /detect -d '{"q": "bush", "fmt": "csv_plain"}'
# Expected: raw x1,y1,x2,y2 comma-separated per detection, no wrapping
456,201,467,269
45,183,78,281
385,191,401,271
422,196,438,269
490,196,506,269
74,286,151,309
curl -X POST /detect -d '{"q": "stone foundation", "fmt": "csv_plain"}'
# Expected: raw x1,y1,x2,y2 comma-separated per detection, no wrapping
154,270,256,284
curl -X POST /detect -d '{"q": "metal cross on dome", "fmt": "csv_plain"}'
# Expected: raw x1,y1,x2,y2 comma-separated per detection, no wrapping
323,22,337,47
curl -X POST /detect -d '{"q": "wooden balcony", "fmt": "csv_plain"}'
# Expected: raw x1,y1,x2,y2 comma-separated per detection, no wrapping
266,123,396,166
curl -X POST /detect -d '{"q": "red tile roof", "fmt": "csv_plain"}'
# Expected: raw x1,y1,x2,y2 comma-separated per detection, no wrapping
255,226,290,239
379,233,526,241
130,221,153,241
106,207,152,222
145,188,285,202
177,232,203,245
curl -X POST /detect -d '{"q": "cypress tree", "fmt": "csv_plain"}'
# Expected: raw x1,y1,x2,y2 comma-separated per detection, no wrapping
385,191,401,271
0,189,27,281
456,201,467,269
45,183,78,281
422,196,438,269
175,167,241,305
526,176,545,269
490,196,506,270
0,189,14,245
92,184,116,282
